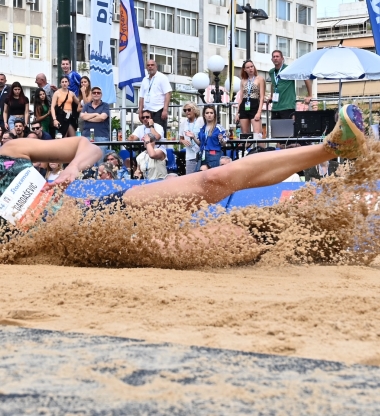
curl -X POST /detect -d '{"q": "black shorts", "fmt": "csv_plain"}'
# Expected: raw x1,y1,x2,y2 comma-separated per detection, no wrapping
239,98,259,120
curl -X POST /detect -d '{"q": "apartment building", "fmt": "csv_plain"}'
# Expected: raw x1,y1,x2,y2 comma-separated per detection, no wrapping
0,0,52,99
317,1,379,97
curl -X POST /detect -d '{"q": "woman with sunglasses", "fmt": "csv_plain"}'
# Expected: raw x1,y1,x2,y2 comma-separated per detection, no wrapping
193,105,227,171
179,102,204,175
34,88,52,133
3,82,29,131
236,60,265,136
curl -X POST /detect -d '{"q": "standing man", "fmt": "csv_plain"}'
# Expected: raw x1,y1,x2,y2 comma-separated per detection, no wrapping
35,73,57,105
139,60,172,138
0,73,10,129
269,50,312,119
61,57,81,97
80,86,110,163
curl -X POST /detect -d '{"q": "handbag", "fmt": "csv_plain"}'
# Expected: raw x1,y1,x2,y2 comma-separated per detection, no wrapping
54,92,69,121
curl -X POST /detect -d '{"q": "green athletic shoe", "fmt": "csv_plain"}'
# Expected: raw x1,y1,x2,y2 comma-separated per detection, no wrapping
323,104,366,159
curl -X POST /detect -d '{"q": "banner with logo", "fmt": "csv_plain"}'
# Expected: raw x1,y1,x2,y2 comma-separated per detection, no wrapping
366,0,380,54
118,0,145,102
90,0,116,103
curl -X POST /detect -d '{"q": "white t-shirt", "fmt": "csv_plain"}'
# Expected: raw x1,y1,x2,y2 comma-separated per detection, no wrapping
132,123,164,140
179,117,204,161
136,145,167,180
140,71,172,112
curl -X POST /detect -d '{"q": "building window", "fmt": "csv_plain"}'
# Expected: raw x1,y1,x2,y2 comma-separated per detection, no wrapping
150,5,174,32
277,0,290,21
277,36,291,57
150,46,173,72
177,9,198,37
77,33,86,62
30,37,40,59
254,32,271,54
297,4,311,25
177,50,198,76
209,0,226,6
30,0,40,11
77,0,84,14
209,23,226,45
0,0,5,5
235,29,247,49
0,33,5,55
113,0,119,15
256,0,271,16
141,43,147,64
110,38,117,66
297,40,312,58
13,0,22,7
13,35,23,57
134,1,145,26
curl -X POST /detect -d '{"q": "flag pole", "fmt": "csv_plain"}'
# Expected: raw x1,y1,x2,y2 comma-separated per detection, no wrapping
121,86,126,142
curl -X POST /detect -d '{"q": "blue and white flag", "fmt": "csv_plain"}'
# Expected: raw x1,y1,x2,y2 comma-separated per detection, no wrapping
366,0,380,54
90,0,116,103
118,0,145,102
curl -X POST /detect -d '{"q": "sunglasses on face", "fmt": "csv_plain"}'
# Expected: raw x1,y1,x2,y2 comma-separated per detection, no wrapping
142,116,151,120
92,91,101,95
31,126,41,131
184,108,192,112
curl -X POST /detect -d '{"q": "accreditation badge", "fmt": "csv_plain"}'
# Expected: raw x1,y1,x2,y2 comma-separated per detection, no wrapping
272,93,279,102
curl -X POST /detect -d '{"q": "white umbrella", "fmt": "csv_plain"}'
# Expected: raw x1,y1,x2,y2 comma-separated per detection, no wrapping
279,46,380,107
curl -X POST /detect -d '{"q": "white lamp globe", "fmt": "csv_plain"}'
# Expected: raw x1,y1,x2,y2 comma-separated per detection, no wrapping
207,55,225,73
192,72,210,90
224,76,241,93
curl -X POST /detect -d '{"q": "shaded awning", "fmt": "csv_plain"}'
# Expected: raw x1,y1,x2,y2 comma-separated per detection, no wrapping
317,19,340,29
335,17,369,27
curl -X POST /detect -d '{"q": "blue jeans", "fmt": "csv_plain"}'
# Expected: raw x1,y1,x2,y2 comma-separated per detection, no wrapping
94,136,109,165
8,115,23,131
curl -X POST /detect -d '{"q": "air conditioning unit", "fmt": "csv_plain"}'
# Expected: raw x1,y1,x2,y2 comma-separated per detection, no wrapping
26,0,35,4
145,19,155,28
162,65,171,74
52,57,58,66
113,12,120,22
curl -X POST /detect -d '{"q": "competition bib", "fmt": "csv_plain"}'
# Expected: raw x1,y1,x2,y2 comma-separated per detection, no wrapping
0,167,55,230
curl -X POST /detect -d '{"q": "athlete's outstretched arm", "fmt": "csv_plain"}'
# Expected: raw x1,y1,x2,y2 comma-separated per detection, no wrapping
0,136,102,184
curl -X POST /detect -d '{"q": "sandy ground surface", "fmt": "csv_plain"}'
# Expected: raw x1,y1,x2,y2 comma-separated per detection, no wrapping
1,264,379,366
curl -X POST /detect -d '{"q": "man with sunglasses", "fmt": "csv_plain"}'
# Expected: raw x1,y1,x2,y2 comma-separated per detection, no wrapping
128,110,164,141
30,120,53,140
80,86,110,163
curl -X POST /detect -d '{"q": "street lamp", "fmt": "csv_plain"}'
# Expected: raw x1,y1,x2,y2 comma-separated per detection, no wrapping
242,4,268,60
192,72,210,104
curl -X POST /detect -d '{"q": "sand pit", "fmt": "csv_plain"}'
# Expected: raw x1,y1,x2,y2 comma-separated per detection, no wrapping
1,263,379,365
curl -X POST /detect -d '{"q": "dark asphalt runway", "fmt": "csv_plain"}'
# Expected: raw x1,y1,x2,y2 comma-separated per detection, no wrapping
0,327,380,415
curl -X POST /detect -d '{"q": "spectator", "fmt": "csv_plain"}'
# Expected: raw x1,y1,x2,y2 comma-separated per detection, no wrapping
45,163,64,182
98,162,117,179
220,155,232,166
80,86,110,163
139,60,172,138
61,57,81,97
128,109,163,141
77,76,92,132
30,120,53,140
236,60,265,135
103,151,129,180
35,73,56,105
1,131,15,145
179,102,203,175
135,133,167,180
305,160,339,182
51,75,79,138
0,73,10,129
13,119,28,138
3,81,29,131
194,105,227,171
26,132,39,139
33,162,47,177
269,50,312,120
165,173,178,180
34,88,52,133
0,125,3,142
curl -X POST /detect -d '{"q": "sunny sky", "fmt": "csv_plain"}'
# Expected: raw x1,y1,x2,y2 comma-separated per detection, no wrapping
317,0,359,18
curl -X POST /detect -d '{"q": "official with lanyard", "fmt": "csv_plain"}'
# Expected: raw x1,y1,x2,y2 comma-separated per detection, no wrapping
0,74,10,129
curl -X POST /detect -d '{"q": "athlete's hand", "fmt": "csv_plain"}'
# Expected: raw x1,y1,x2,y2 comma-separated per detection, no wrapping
45,165,81,189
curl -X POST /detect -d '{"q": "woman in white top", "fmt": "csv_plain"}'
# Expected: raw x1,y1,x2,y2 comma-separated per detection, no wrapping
45,162,63,182
179,102,204,175
236,60,265,136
